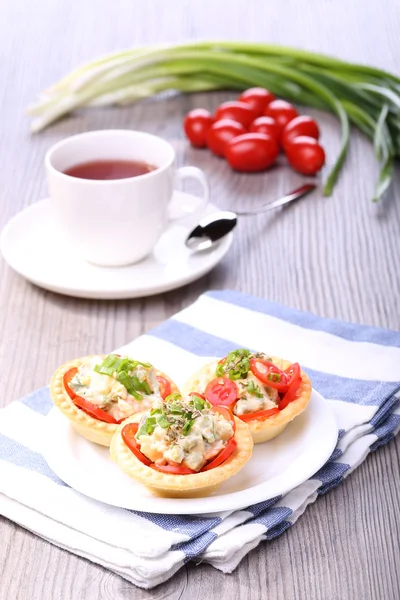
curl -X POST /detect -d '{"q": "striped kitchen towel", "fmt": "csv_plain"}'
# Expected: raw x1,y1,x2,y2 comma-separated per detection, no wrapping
0,290,399,589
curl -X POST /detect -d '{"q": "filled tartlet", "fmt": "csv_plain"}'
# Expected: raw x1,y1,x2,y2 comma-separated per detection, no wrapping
183,348,312,444
110,393,253,497
49,353,179,446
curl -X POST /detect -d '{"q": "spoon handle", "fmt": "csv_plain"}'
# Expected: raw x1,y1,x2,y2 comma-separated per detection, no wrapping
236,183,316,216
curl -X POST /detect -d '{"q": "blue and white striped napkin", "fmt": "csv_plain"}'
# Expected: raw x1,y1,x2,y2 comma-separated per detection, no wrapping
0,290,399,589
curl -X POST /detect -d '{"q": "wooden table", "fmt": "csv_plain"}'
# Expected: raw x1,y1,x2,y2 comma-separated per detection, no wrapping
1,1,399,598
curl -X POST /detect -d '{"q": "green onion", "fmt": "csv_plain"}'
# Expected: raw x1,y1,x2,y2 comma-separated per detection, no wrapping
192,396,205,410
182,420,194,435
165,392,182,403
246,380,263,398
117,371,142,400
27,41,400,201
156,414,170,429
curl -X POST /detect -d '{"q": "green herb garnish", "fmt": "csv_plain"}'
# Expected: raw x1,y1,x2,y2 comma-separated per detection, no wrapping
93,354,154,400
245,380,263,398
216,348,251,381
191,395,205,410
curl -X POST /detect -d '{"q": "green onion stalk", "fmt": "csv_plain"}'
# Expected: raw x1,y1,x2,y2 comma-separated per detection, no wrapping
26,41,400,201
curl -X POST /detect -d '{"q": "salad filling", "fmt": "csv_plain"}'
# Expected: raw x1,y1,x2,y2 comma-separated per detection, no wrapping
65,354,170,422
123,394,236,473
199,349,302,421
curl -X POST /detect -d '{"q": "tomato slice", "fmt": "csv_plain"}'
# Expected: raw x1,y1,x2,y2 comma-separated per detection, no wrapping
211,405,236,433
63,367,118,424
201,438,237,471
72,395,118,424
150,463,196,475
121,423,153,466
249,358,289,392
279,375,302,410
157,375,172,400
238,407,279,422
63,367,78,399
205,377,238,406
283,363,301,385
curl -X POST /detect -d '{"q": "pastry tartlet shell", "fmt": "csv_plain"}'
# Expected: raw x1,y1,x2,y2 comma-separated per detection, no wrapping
183,357,312,444
110,413,254,498
49,355,179,447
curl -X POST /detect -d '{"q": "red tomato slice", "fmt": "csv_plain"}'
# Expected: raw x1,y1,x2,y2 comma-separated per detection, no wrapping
249,358,289,392
122,423,153,466
157,375,172,400
283,363,301,385
150,464,196,475
63,367,78,399
205,377,238,406
201,438,237,471
211,405,236,433
279,375,302,410
238,407,279,422
72,395,118,424
63,367,118,424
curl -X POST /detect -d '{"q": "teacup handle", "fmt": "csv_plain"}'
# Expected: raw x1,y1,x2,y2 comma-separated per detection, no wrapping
168,166,209,222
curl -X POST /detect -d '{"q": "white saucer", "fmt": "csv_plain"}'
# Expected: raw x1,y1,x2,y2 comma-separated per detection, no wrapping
43,390,337,514
0,192,233,299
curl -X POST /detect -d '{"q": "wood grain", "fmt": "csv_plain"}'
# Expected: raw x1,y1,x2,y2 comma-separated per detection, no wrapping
0,0,399,599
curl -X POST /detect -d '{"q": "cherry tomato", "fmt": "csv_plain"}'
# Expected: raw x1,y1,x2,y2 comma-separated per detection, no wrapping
184,109,215,147
226,133,279,173
211,405,236,433
215,101,257,128
205,377,238,406
279,376,302,410
249,358,289,392
239,407,279,422
281,116,320,151
206,119,246,157
249,116,280,141
285,136,325,175
151,463,196,475
201,438,237,471
63,367,118,424
264,100,299,136
238,88,276,116
156,375,171,400
121,423,153,465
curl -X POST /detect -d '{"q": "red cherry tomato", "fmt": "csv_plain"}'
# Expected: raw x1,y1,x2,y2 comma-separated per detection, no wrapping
156,375,171,400
238,88,276,116
205,377,238,406
264,100,299,136
281,116,320,151
63,367,118,424
249,358,289,392
121,423,153,465
239,407,279,422
206,119,246,157
201,438,237,471
215,101,257,128
285,136,325,175
183,109,215,148
249,116,280,141
226,133,279,173
151,463,196,475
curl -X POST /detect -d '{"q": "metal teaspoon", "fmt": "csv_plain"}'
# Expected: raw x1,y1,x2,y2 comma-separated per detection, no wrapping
185,183,316,251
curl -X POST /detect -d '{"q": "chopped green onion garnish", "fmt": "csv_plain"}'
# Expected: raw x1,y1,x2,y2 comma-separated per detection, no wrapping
117,371,142,400
246,380,263,398
192,396,205,410
156,414,170,429
182,420,194,435
165,392,182,403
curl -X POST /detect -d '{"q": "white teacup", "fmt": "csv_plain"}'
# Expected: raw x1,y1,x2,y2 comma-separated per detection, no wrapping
45,130,209,266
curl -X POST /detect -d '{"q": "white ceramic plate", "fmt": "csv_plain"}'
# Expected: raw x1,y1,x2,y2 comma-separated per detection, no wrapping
0,192,233,299
44,390,337,515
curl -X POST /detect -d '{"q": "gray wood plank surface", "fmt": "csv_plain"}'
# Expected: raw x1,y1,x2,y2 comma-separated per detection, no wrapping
0,0,399,598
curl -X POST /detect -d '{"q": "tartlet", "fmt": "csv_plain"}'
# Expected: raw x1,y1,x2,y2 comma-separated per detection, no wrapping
49,353,179,447
183,349,312,444
110,393,253,497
